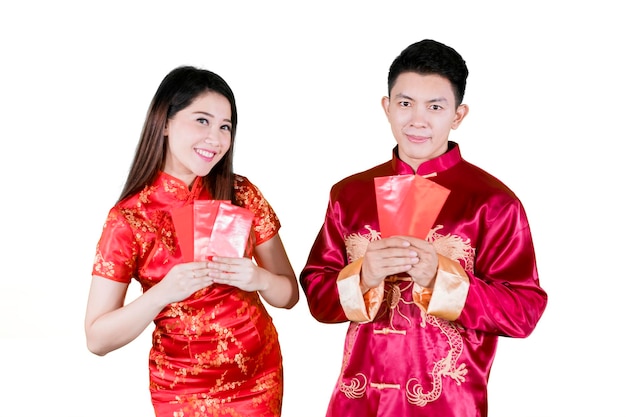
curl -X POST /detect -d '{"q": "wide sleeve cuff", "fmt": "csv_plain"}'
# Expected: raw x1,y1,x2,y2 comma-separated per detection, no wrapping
412,254,469,321
337,258,384,322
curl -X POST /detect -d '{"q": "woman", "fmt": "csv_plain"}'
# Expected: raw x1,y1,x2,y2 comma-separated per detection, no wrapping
85,66,299,416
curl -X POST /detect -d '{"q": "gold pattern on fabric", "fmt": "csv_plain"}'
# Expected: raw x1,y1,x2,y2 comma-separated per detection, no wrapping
338,223,474,407
374,276,413,334
405,318,467,406
371,382,401,390
339,373,367,399
339,322,361,388
339,225,384,322
344,225,381,263
234,175,279,245
92,251,119,279
428,225,475,271
164,368,282,416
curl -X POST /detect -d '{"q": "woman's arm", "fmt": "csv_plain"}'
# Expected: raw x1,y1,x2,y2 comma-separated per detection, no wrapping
85,261,216,356
253,234,299,309
84,276,161,356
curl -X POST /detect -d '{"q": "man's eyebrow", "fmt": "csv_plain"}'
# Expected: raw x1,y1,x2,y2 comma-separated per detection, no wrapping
392,94,449,104
427,97,449,104
393,93,414,101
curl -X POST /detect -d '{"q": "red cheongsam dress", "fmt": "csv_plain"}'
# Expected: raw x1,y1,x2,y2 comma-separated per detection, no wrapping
93,172,284,417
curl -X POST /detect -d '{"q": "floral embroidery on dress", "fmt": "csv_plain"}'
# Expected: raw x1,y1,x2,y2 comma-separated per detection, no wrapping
234,175,279,245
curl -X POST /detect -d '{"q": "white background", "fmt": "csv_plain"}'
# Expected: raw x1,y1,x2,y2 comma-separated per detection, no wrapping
1,1,624,416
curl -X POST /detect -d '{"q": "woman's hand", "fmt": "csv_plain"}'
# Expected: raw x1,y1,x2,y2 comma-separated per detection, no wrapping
206,233,299,310
154,261,215,304
207,256,268,292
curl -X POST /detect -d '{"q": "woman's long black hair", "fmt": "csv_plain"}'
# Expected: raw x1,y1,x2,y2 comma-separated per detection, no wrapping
118,66,238,204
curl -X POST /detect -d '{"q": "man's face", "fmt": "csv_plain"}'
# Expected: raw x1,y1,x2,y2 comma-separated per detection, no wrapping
382,72,468,171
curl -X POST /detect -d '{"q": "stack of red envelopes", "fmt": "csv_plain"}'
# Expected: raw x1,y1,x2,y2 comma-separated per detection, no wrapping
171,200,254,262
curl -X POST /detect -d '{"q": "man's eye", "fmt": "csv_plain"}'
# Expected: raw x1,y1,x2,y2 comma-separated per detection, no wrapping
400,101,410,107
431,105,442,110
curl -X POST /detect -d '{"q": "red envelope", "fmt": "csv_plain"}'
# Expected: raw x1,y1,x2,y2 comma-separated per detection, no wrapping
374,174,450,239
171,201,254,262
171,204,194,261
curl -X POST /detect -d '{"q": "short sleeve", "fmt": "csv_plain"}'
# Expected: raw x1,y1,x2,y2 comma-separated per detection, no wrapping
91,207,138,283
234,176,280,245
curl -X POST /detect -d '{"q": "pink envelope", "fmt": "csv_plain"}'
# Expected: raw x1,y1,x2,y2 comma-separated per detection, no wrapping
171,201,254,262
374,174,450,239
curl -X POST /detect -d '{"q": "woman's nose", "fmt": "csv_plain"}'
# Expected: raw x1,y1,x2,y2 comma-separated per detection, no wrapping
203,127,220,145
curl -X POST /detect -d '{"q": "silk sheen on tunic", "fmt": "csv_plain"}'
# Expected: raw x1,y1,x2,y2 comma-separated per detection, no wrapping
93,172,283,417
300,142,548,417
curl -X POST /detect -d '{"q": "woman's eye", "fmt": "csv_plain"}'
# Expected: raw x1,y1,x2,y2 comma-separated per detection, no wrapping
197,118,209,125
221,125,232,131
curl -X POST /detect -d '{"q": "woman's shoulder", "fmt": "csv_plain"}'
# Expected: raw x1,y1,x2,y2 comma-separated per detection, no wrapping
232,174,280,241
233,174,263,197
234,173,251,185
234,173,254,185
233,173,274,211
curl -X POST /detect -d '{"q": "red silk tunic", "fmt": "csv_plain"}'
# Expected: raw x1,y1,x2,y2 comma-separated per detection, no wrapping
300,143,548,417
93,172,284,417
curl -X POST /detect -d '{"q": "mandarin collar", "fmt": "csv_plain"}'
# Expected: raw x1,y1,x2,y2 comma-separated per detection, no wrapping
390,141,462,176
155,171,205,202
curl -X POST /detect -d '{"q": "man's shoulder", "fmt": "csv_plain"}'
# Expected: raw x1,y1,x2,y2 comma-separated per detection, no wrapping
449,158,520,203
327,160,392,201
336,160,392,185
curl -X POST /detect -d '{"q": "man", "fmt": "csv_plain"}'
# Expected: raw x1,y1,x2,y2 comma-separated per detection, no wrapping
300,39,548,416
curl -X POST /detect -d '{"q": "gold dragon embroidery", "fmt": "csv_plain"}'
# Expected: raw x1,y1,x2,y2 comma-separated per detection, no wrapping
340,224,474,406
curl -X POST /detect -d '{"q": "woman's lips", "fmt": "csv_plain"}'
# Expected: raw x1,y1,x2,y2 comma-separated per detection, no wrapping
195,148,216,161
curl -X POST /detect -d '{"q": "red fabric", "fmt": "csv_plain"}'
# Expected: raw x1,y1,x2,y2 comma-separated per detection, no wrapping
300,143,548,417
93,172,283,416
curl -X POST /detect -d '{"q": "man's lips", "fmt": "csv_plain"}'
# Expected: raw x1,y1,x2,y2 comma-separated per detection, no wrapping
407,135,430,143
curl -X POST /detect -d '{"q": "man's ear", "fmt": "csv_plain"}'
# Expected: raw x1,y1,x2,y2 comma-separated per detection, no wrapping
452,104,469,130
381,96,390,117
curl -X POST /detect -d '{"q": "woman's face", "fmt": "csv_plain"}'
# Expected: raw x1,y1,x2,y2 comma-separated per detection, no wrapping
163,91,233,186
